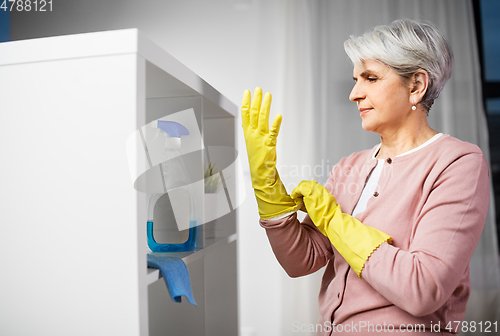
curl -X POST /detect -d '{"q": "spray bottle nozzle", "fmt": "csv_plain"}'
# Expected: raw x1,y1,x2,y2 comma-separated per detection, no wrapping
156,120,190,138
154,120,190,149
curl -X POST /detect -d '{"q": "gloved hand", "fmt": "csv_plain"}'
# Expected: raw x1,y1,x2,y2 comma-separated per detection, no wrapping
291,180,392,278
241,87,302,220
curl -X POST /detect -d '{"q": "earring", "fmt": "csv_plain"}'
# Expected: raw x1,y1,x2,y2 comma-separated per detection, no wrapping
411,105,416,111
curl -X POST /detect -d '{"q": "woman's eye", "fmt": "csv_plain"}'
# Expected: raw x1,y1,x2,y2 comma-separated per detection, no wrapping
367,77,377,82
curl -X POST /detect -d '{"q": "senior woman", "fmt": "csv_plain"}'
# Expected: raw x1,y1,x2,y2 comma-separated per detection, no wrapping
241,19,490,335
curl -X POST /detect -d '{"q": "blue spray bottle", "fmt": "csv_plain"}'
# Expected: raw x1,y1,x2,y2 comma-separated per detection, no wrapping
147,120,197,252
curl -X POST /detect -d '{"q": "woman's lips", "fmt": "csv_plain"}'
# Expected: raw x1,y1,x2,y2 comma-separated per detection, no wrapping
359,108,372,116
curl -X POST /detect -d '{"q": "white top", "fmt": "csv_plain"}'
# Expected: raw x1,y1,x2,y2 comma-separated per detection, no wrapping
352,133,443,217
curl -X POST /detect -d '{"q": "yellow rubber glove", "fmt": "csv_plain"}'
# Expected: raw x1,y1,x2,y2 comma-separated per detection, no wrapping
241,87,302,220
291,180,392,278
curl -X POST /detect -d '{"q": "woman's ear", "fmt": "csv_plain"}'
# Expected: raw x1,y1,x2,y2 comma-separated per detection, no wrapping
410,69,429,105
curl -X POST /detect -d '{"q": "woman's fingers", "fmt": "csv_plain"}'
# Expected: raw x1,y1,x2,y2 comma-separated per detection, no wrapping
269,114,282,145
250,87,262,129
290,181,306,200
241,90,251,128
259,92,272,133
291,180,318,200
244,87,277,136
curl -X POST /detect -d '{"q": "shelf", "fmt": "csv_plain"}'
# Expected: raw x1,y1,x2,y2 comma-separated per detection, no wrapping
0,28,238,336
0,29,237,118
146,233,238,285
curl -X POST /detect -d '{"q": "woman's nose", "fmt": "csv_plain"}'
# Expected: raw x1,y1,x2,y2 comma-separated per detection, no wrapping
349,82,365,102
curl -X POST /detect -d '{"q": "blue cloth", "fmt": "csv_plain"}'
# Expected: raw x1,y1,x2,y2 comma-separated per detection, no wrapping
147,254,197,306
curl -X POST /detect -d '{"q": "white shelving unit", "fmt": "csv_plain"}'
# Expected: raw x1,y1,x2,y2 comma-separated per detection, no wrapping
0,29,238,336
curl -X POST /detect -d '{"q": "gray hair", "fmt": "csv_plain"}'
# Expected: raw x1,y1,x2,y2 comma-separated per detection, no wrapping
344,18,453,111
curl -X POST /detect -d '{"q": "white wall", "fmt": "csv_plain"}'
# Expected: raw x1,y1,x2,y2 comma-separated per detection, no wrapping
12,0,282,106
12,1,287,335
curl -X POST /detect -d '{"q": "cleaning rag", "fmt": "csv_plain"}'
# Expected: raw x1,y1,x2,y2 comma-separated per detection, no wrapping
147,253,197,306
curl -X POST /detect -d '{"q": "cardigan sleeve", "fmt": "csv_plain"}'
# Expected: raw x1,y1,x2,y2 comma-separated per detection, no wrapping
260,212,334,278
361,152,490,317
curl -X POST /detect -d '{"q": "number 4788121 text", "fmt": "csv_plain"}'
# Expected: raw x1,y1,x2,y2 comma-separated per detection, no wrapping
1,0,52,12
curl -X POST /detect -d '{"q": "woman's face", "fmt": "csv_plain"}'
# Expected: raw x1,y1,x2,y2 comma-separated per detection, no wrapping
349,59,412,134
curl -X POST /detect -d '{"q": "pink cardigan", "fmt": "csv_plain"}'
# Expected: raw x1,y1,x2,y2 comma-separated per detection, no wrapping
260,134,490,335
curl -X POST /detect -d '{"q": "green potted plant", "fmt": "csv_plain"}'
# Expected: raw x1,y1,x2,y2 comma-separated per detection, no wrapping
204,163,225,225
204,163,222,193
